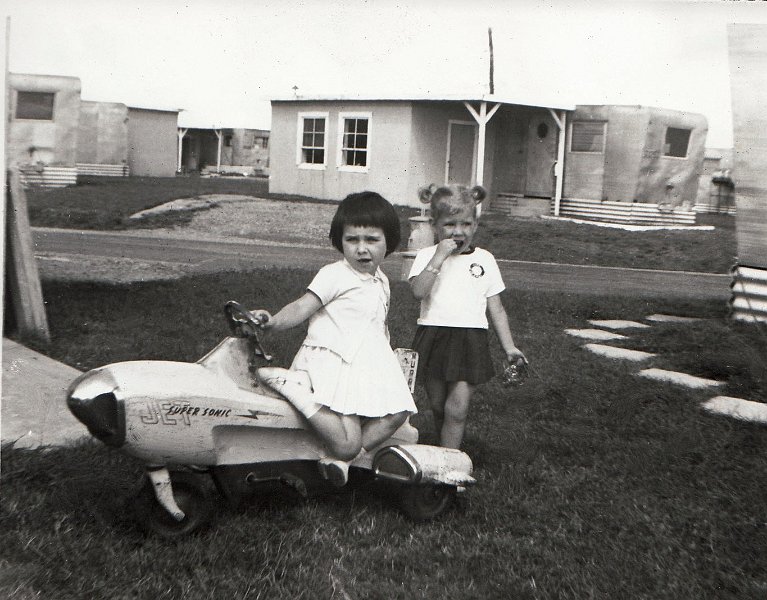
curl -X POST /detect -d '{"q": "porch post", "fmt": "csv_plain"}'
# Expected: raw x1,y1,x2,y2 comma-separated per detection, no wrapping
548,109,567,217
177,128,187,173
214,129,223,173
464,101,501,216
476,102,488,186
463,101,501,187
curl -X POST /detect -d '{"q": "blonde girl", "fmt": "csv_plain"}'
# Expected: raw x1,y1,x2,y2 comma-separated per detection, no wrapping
408,184,525,449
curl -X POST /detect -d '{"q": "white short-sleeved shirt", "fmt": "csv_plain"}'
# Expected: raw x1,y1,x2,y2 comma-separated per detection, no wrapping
408,245,505,328
302,259,390,362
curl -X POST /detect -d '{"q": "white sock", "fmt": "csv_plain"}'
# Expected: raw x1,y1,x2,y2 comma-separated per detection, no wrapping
258,367,322,418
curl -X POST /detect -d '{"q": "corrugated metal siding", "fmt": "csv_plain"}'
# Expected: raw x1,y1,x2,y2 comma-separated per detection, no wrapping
492,194,550,217
693,194,736,215
19,166,77,188
555,198,696,225
730,265,767,323
76,163,129,177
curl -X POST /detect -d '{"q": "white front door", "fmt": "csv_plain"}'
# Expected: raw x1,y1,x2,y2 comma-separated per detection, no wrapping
525,115,557,198
446,121,478,185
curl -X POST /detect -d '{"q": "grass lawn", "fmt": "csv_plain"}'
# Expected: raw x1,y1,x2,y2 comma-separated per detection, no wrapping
26,176,737,273
2,267,767,599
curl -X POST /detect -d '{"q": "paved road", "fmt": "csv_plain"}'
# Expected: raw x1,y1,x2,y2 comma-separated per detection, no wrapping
33,227,732,300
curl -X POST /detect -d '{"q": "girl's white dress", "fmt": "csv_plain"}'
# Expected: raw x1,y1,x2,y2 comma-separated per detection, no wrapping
290,259,417,418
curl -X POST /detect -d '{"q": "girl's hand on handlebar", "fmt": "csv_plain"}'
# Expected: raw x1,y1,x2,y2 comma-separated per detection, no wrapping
250,310,272,328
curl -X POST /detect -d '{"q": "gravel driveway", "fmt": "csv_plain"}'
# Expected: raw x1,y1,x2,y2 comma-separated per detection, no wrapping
38,195,340,283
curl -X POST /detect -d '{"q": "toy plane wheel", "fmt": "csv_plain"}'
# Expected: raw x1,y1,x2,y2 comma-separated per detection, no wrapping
399,484,455,522
134,471,215,538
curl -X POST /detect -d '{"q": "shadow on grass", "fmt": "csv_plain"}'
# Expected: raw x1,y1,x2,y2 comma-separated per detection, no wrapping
4,268,767,598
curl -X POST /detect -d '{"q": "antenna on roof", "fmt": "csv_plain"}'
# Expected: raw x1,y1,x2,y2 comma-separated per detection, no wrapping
292,85,299,98
488,27,495,95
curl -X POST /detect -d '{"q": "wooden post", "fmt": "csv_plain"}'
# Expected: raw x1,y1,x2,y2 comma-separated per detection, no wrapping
215,129,223,173
6,168,50,343
463,101,501,216
177,128,187,173
488,28,494,95
1,17,8,342
548,108,567,217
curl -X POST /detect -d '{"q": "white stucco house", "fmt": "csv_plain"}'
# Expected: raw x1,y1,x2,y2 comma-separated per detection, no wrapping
268,94,708,225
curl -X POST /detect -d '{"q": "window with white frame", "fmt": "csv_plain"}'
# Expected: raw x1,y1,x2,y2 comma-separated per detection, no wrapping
297,113,328,167
338,113,370,170
664,127,691,158
16,91,55,120
570,121,606,153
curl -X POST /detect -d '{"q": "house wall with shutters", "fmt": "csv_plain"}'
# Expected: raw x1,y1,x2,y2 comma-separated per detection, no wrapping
7,73,81,169
269,100,417,206
563,105,706,208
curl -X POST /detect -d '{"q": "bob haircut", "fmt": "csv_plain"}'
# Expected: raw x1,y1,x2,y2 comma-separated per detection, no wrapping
329,191,401,256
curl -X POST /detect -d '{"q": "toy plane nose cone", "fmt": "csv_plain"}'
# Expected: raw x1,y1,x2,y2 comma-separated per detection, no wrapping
67,370,125,447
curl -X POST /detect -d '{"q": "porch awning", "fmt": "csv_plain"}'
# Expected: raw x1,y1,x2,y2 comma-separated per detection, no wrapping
270,93,575,112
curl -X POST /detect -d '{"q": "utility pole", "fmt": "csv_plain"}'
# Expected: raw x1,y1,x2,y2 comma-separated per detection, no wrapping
488,27,495,95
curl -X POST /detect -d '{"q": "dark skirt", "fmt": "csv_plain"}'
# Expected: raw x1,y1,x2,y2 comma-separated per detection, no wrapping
412,325,495,385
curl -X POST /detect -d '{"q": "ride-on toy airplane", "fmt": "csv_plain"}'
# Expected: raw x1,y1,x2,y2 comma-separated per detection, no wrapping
67,301,475,537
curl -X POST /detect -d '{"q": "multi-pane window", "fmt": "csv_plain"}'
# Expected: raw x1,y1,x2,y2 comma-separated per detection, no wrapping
16,91,55,120
570,121,606,153
300,116,326,165
340,117,369,167
664,127,691,158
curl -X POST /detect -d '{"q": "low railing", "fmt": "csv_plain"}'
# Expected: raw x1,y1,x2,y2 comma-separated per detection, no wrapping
552,198,697,226
76,163,130,177
18,165,77,188
730,265,767,323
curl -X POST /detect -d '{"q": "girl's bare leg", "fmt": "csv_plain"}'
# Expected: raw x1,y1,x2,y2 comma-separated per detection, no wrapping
440,381,474,449
306,408,362,460
425,378,448,442
257,367,362,460
360,411,409,450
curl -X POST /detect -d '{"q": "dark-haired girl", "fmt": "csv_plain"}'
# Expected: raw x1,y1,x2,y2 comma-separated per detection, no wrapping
254,191,416,486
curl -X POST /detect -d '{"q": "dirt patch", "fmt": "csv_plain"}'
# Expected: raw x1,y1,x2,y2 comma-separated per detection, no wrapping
40,195,341,283
129,195,336,245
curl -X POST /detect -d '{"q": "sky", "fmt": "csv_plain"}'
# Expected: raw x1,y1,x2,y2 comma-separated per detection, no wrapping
3,0,767,148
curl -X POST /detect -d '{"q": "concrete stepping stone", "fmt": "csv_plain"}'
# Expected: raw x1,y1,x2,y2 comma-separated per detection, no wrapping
637,368,724,389
565,328,628,341
588,319,650,330
701,396,767,423
644,314,701,323
584,343,656,361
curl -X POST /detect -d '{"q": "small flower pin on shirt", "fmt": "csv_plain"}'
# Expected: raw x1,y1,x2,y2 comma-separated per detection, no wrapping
469,263,485,278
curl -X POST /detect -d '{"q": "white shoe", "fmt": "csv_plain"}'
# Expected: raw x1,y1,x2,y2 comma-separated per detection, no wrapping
318,457,349,487
257,367,320,418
